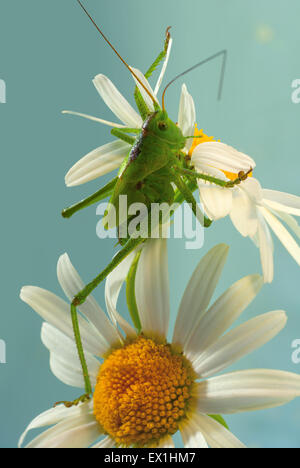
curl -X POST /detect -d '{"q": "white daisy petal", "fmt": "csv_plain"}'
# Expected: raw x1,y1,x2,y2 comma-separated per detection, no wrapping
65,140,130,187
185,274,263,363
180,416,208,448
149,436,175,448
259,206,300,266
195,370,300,414
154,37,173,95
93,74,142,127
230,187,258,237
19,402,94,448
263,189,300,216
193,414,246,448
173,244,229,348
41,323,99,388
62,110,127,128
92,436,115,448
272,211,300,239
199,184,233,221
105,251,138,338
192,141,256,174
57,253,120,347
130,67,159,112
136,239,169,339
178,84,196,152
20,286,106,357
195,163,228,181
193,311,287,378
25,413,102,449
257,211,274,283
240,177,263,201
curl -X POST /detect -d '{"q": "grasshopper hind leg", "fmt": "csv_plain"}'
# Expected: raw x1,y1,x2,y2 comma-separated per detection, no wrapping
61,236,145,408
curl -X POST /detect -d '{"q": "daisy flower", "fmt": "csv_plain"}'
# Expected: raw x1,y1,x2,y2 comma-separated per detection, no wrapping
177,86,300,282
63,45,253,188
19,242,300,448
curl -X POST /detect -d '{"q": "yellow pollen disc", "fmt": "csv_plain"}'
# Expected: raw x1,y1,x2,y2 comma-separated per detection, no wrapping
189,125,215,156
189,125,253,181
93,336,195,447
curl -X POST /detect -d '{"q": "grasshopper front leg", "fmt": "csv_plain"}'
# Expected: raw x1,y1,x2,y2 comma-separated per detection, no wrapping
175,166,253,188
62,236,145,407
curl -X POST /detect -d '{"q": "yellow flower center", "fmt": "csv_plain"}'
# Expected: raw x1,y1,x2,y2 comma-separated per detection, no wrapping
93,336,195,447
189,125,252,181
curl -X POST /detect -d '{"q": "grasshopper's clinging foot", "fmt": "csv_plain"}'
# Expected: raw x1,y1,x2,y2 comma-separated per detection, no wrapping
54,393,92,409
225,167,253,188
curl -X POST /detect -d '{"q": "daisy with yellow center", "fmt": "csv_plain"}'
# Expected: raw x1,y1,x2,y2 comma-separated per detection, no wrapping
20,241,300,448
179,85,300,283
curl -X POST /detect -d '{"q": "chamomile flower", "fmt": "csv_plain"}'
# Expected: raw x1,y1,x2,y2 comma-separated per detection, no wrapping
179,86,300,282
19,242,300,448
229,177,300,283
63,41,253,189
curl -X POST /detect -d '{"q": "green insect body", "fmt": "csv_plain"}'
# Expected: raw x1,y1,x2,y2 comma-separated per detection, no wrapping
106,111,186,235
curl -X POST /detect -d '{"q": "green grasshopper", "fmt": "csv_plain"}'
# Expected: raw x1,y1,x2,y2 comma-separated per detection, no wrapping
60,0,251,406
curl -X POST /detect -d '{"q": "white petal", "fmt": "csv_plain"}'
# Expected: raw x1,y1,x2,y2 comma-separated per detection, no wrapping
195,163,228,182
240,177,263,202
180,417,208,448
130,67,159,112
230,187,258,237
25,413,101,449
178,84,196,152
105,251,138,338
193,311,287,378
149,436,175,448
257,211,274,283
173,244,229,348
41,323,99,388
92,436,115,448
199,184,233,220
259,206,300,266
195,370,300,414
263,189,300,216
62,110,127,128
65,140,130,187
192,142,256,173
192,413,245,448
154,37,173,95
93,74,142,127
19,402,94,448
185,274,263,363
57,253,120,348
136,239,169,338
273,211,300,239
20,286,106,357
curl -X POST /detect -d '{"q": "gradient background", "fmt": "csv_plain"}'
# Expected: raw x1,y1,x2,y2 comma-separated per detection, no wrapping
1,0,300,448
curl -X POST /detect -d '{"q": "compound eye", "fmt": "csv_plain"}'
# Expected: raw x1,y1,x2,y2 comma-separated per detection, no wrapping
158,121,168,131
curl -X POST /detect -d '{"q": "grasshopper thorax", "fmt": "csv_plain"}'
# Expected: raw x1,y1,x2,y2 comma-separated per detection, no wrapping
143,110,186,150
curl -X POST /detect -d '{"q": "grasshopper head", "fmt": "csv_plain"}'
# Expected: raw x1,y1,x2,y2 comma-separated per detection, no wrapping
146,110,186,149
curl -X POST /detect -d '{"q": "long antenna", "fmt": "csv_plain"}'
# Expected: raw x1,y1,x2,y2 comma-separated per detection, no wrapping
76,0,157,106
162,49,227,110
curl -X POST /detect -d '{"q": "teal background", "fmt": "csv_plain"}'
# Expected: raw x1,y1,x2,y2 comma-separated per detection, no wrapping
1,0,300,448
